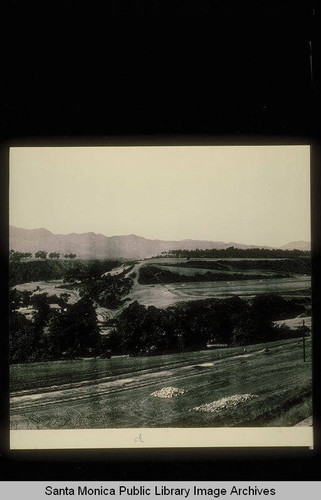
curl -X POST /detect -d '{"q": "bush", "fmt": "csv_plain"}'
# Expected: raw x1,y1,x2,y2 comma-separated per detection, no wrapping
9,312,40,363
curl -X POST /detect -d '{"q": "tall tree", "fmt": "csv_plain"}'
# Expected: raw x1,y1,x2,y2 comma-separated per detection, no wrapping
35,250,47,259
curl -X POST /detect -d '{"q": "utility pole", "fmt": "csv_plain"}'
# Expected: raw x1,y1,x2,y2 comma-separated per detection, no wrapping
302,319,306,362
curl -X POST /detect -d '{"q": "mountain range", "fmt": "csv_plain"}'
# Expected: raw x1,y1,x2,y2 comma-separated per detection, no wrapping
9,226,311,259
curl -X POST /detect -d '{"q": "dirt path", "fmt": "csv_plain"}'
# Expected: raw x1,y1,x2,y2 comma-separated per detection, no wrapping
295,416,312,426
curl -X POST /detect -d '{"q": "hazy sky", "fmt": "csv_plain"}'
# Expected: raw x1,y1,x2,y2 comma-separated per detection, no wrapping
9,146,310,247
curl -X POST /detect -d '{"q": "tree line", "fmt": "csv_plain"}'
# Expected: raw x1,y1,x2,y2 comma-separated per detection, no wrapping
9,258,122,288
108,294,308,356
159,247,310,259
9,249,77,262
138,265,287,285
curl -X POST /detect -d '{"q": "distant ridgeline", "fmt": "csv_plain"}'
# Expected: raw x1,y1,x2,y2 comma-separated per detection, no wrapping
158,247,311,259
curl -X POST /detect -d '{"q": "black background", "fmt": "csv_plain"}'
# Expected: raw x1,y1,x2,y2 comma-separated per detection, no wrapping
1,0,321,482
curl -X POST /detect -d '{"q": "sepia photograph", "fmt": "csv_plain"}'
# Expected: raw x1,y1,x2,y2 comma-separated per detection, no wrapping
8,145,312,447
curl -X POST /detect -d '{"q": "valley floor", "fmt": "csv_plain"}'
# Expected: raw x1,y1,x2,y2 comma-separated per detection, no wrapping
10,336,312,430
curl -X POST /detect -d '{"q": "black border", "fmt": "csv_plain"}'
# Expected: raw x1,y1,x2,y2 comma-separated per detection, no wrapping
1,138,319,481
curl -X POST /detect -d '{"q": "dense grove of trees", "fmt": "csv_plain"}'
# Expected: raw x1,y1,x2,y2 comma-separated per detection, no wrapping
168,258,311,275
10,260,64,287
46,297,99,358
78,275,133,309
9,250,32,262
138,265,287,285
106,294,308,357
9,259,121,287
62,260,120,282
160,247,310,259
9,286,308,363
9,290,99,363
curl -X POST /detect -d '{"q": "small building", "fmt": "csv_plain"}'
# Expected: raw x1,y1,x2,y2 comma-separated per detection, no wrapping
96,307,114,323
99,326,114,337
16,306,34,321
102,263,133,278
206,343,228,349
49,304,63,313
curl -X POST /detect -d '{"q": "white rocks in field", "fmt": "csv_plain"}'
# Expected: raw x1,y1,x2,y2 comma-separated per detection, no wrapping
150,387,186,399
191,393,258,413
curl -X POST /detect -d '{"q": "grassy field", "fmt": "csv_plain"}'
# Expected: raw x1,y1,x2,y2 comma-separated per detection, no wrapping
127,276,310,308
14,280,81,304
10,336,312,429
132,259,310,308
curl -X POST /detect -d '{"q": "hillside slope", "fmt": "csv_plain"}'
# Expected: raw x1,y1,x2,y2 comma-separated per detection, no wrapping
9,226,310,259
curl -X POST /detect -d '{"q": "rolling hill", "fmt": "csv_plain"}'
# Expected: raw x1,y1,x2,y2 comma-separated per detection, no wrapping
9,226,310,259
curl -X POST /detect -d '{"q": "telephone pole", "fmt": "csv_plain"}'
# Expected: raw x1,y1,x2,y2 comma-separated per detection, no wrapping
302,319,306,362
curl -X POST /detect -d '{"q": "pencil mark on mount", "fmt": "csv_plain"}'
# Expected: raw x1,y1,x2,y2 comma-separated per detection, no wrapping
134,433,144,443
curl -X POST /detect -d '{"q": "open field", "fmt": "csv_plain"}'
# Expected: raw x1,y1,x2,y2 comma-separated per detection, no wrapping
126,276,310,309
14,280,81,304
274,316,312,330
10,336,311,429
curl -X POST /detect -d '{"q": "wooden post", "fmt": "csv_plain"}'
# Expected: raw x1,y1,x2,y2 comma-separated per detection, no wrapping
302,319,306,362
